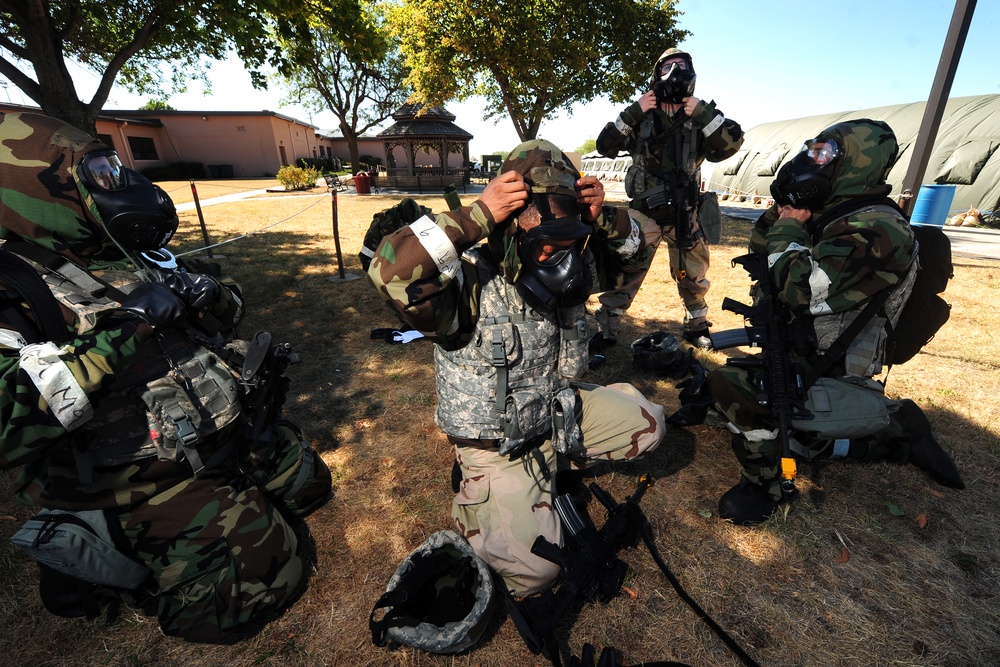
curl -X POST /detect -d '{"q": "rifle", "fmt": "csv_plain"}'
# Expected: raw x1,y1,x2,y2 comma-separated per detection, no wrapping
239,330,299,440
712,252,814,494
506,475,653,665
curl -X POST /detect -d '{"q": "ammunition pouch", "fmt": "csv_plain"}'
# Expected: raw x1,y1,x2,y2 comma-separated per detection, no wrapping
791,377,895,439
550,387,583,456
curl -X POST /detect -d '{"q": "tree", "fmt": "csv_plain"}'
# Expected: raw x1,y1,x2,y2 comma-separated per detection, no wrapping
0,0,368,135
389,0,687,141
279,4,411,172
139,99,175,110
578,138,597,154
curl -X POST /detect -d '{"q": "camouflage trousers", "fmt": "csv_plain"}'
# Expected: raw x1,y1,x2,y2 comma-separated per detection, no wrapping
595,208,711,339
118,421,332,642
708,365,912,500
451,382,665,597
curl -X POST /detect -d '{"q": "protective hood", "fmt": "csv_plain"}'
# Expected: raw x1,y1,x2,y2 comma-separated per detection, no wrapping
651,48,696,103
488,138,584,282
0,112,115,262
812,118,899,216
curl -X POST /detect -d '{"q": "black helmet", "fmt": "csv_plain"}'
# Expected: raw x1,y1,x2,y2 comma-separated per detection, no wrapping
369,530,496,654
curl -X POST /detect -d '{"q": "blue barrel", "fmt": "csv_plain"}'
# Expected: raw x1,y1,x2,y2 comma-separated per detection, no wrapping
910,184,957,227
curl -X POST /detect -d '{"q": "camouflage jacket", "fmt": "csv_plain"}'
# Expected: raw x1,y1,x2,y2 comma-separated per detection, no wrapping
596,99,743,216
367,201,640,350
0,253,245,510
750,202,915,378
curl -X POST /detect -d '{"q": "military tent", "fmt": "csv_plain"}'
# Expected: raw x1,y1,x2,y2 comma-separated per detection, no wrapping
707,94,1000,225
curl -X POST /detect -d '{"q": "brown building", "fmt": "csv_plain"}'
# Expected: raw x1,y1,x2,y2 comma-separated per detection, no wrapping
0,103,359,177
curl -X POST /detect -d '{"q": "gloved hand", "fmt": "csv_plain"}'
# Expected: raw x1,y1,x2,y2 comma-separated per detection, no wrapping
116,282,187,331
163,272,221,311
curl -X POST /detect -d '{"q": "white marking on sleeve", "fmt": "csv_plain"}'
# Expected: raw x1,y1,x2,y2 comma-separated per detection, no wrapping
409,215,460,278
20,342,93,431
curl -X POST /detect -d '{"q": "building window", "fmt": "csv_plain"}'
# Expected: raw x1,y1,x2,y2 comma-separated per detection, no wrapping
96,134,116,152
127,136,158,161
237,126,246,132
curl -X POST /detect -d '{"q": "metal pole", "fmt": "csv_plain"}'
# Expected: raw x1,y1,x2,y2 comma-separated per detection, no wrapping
331,188,345,280
899,0,977,216
189,180,215,257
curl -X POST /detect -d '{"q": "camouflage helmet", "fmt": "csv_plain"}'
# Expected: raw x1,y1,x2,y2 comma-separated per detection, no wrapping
0,112,112,262
489,139,585,282
369,530,496,654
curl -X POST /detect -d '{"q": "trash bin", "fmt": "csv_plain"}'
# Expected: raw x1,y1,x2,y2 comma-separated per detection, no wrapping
911,184,957,227
353,171,371,194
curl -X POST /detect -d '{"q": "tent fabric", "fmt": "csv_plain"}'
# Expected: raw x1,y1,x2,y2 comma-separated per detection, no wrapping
706,95,1000,221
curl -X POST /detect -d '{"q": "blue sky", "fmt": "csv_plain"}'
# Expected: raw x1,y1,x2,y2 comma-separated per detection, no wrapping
46,0,1000,158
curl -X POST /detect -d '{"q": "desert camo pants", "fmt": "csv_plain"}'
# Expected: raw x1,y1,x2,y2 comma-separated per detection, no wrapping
119,421,332,642
595,208,711,339
451,382,665,597
708,365,913,500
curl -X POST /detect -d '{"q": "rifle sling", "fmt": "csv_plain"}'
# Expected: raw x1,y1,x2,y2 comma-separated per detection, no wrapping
0,248,71,344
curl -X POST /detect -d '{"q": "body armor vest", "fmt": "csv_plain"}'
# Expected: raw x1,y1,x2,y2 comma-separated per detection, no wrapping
811,205,918,378
624,112,701,224
434,248,588,456
20,257,243,474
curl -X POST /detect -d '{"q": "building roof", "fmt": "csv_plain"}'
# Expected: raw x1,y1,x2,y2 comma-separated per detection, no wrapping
377,104,472,140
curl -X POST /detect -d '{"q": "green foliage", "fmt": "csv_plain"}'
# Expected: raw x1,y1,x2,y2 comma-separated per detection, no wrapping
358,154,383,168
578,138,597,154
139,98,175,110
277,4,410,172
277,164,322,190
389,0,687,140
0,0,368,133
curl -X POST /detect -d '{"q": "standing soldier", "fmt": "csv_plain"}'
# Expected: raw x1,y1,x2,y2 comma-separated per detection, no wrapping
591,48,744,363
367,140,666,597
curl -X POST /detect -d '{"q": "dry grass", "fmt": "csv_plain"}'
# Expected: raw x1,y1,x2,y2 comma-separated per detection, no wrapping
1,183,998,666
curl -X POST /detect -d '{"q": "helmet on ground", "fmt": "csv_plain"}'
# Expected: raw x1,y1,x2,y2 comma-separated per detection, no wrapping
369,530,496,654
651,48,696,103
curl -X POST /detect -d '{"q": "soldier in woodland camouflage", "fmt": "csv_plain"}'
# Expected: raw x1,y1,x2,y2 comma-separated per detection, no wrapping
368,140,666,597
593,48,744,356
0,113,331,639
706,119,964,526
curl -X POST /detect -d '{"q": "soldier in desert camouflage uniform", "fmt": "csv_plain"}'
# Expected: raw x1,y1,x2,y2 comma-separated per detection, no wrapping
707,119,964,526
368,139,666,596
593,48,744,357
0,113,331,640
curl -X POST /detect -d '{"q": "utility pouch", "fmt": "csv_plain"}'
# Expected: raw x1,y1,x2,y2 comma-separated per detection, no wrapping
499,390,548,457
698,190,722,244
624,156,646,199
10,508,150,589
557,309,589,380
791,377,894,439
550,388,584,456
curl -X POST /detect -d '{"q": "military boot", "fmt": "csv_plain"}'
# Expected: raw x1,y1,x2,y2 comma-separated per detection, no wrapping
718,478,781,526
898,400,965,489
683,327,713,350
588,332,616,370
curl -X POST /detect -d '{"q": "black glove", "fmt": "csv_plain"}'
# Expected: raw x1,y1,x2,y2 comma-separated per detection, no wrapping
116,282,187,331
163,272,221,311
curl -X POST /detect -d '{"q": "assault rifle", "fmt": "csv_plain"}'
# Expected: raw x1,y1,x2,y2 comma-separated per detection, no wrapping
711,252,813,494
240,330,298,440
506,475,653,666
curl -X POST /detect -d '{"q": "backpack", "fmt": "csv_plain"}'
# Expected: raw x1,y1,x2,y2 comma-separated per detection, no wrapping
887,224,953,364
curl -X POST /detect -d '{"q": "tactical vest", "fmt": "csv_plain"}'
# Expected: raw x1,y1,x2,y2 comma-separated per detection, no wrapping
811,204,917,378
8,251,243,480
624,111,701,221
434,248,588,457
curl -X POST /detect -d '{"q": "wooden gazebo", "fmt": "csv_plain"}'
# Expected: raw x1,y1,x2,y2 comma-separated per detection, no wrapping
378,104,473,189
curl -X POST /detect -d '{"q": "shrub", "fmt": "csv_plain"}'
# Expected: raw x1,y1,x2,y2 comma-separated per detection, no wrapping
141,161,206,181
277,164,322,190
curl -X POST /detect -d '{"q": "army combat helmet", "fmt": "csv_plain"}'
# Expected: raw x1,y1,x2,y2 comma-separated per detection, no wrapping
490,139,593,311
369,530,496,654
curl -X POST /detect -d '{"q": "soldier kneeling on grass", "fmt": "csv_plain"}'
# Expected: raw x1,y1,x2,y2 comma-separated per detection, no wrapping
0,112,331,641
367,139,667,598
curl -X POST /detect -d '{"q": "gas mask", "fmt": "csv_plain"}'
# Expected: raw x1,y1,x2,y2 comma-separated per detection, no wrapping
515,211,593,313
75,150,179,251
652,60,696,105
770,138,841,211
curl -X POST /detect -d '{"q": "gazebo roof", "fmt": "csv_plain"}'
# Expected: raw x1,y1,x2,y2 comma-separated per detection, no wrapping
377,104,473,140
